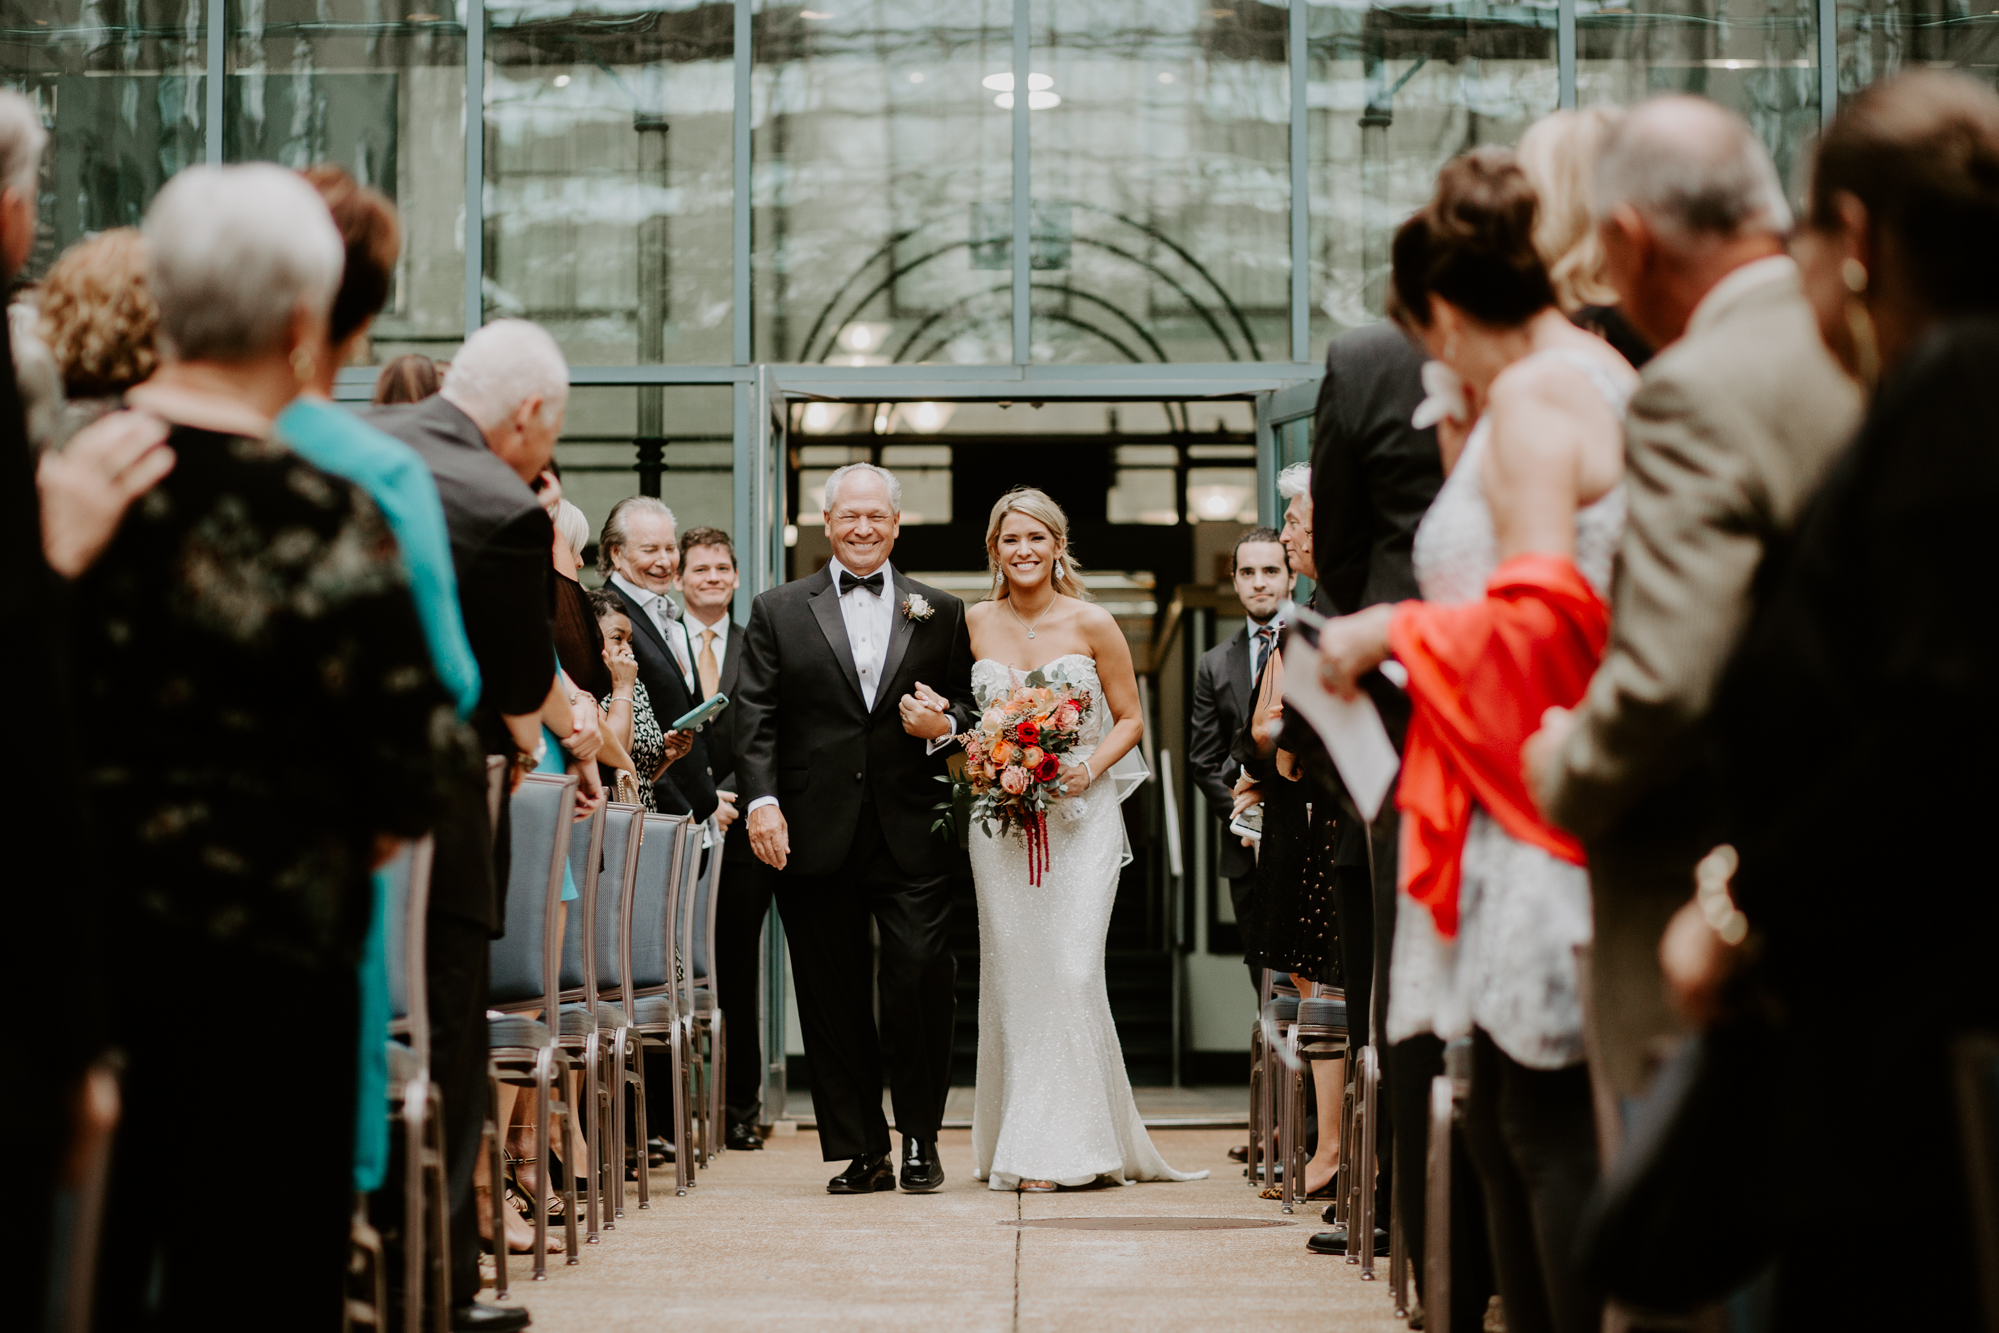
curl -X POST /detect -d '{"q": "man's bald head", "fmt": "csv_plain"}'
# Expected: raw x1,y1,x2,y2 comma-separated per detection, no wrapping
1593,95,1791,247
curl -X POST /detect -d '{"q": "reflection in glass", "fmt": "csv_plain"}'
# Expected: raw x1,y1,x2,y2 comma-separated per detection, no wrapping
227,1,465,361
485,2,734,366
751,1,1013,364
1578,0,1819,192
1031,0,1289,363
556,385,733,566
1309,0,1558,352
1837,0,1999,96
0,0,207,279
879,442,952,524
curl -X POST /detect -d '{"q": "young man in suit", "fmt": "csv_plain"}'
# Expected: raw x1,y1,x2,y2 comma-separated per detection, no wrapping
677,525,770,1152
736,463,977,1195
598,496,718,822
1186,527,1291,995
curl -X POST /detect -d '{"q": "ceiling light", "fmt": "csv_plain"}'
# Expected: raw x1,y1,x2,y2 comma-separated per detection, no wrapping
837,321,891,353
783,524,799,548
800,10,835,18
1158,71,1176,84
908,71,925,83
553,74,570,87
873,410,890,434
994,91,1061,110
802,403,837,432
905,402,955,434
981,72,1052,93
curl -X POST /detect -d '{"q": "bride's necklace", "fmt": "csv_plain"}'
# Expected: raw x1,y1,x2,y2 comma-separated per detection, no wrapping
1006,593,1056,640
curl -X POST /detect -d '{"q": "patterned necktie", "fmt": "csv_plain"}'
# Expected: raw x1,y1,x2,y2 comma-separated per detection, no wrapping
1253,624,1275,680
698,628,720,699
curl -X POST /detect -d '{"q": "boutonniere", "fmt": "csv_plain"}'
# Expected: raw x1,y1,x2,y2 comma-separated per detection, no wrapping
902,593,935,622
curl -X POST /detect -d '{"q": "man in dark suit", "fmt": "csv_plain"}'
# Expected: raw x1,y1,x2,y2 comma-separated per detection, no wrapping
1187,526,1292,994
598,496,718,822
677,525,771,1152
369,319,571,1333
736,463,976,1195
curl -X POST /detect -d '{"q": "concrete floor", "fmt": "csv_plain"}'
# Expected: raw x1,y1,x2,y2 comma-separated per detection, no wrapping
497,1126,1411,1333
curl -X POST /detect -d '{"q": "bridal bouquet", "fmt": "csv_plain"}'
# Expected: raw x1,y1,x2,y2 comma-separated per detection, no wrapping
934,664,1093,886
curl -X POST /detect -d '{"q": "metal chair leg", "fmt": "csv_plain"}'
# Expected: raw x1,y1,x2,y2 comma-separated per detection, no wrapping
1389,1208,1409,1319
485,1071,510,1303
401,1080,426,1333
711,1009,728,1157
1425,1073,1454,1333
581,1036,602,1243
530,1057,551,1281
424,1085,452,1333
1355,1044,1380,1280
631,1034,653,1209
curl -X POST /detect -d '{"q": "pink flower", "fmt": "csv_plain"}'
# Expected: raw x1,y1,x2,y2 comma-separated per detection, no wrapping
1054,700,1081,729
1000,765,1031,795
1021,745,1045,769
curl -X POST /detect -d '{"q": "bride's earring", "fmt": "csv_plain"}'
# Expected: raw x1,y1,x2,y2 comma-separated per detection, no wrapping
1054,558,1066,581
1841,257,1880,390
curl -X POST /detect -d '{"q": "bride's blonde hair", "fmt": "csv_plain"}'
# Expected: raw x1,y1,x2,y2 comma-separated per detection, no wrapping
984,486,1088,602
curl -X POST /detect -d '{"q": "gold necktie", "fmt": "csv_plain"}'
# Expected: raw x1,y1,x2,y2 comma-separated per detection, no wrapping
698,628,720,699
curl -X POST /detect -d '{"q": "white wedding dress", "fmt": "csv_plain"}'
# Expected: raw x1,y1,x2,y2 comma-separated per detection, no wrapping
968,653,1208,1189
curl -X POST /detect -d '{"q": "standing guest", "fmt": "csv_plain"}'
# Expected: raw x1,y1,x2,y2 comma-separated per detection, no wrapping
368,319,583,1287
599,495,718,820
1685,71,1999,1331
1517,108,1651,367
1521,97,1859,1108
1317,148,1634,1333
37,227,160,444
81,163,458,1332
1187,525,1291,996
677,525,769,1150
374,351,441,405
1234,467,1344,1201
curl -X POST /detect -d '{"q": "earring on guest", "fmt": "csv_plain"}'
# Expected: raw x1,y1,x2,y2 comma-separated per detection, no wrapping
1840,257,1880,390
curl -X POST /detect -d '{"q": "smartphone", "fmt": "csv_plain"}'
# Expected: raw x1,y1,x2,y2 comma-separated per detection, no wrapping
671,692,729,732
1229,804,1264,843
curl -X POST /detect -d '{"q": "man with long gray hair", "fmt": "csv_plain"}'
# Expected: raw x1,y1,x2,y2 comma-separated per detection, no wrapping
1524,96,1862,1102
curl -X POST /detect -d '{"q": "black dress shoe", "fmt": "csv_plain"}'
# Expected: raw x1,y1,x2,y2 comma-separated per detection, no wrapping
827,1154,896,1194
899,1137,945,1193
1227,1144,1249,1163
451,1301,532,1332
1306,1225,1390,1256
725,1121,764,1151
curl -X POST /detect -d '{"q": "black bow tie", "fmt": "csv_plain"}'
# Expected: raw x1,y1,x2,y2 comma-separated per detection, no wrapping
839,570,885,598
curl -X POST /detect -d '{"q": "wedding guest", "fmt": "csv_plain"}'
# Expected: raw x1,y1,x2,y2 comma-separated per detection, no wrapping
1317,148,1634,1333
1517,108,1651,366
1689,70,1999,1331
533,464,639,780
10,297,60,449
1187,525,1290,997
38,227,160,444
590,586,684,809
599,495,717,820
1521,97,1859,1109
83,162,458,1331
374,351,441,405
677,525,770,1150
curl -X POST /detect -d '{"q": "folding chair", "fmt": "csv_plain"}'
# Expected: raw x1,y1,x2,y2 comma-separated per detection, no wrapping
618,811,699,1196
382,837,449,1332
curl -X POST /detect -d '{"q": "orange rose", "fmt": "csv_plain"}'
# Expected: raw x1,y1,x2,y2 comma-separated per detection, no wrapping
992,738,1016,766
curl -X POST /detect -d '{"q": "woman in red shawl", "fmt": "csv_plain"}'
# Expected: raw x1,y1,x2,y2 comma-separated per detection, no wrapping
1314,150,1634,1333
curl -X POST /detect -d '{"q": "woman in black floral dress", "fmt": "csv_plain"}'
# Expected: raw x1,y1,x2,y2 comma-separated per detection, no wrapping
591,586,685,810
81,165,462,1332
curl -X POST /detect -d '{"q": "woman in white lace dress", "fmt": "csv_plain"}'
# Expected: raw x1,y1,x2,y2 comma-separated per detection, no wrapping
927,487,1206,1192
1314,150,1634,1333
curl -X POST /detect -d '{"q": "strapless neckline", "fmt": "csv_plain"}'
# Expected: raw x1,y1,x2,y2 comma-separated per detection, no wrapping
973,652,1097,675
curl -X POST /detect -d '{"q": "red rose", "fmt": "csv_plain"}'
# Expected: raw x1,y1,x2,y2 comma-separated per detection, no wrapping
1016,719,1040,746
1034,753,1061,782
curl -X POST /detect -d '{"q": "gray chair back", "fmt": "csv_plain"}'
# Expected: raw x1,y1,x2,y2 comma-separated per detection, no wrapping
592,804,644,1000
490,772,577,1010
625,812,690,1005
671,817,705,1017
688,826,719,981
383,837,436,1057
560,804,606,994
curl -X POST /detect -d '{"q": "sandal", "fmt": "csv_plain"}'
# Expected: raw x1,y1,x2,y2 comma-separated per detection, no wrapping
1018,1179,1058,1193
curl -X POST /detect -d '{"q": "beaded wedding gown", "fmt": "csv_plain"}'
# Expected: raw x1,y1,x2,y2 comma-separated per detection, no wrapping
968,653,1207,1189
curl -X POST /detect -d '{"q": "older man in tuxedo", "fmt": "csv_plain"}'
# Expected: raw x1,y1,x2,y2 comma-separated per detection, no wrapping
599,497,718,822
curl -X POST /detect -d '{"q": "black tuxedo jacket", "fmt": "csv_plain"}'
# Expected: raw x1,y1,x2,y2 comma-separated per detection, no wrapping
1189,624,1258,881
692,615,755,865
368,393,556,930
606,582,718,822
735,564,975,878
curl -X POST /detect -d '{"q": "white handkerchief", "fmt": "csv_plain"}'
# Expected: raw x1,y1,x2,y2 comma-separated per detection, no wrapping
1282,636,1402,823
1411,359,1469,431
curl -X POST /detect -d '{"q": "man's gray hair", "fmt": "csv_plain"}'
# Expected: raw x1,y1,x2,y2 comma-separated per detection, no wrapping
142,164,344,363
822,461,902,514
1592,95,1792,242
0,89,46,200
442,319,570,434
1278,462,1312,501
597,494,677,577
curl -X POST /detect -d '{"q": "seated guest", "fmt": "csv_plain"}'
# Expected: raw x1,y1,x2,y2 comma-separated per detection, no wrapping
598,495,717,820
374,351,441,404
37,226,161,444
1696,70,1999,1331
1317,148,1636,1333
1188,525,1291,997
83,162,459,1332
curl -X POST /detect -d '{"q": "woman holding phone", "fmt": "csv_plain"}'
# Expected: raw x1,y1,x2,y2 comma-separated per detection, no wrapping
592,587,692,811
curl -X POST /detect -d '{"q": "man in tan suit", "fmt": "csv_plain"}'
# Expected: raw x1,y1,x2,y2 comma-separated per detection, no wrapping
1525,98,1861,1098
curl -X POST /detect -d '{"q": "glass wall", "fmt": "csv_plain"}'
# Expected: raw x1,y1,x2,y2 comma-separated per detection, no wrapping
1837,0,1999,99
556,383,733,573
749,1,1013,365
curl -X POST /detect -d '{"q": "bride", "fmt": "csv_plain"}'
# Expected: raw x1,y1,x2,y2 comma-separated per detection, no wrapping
916,487,1206,1192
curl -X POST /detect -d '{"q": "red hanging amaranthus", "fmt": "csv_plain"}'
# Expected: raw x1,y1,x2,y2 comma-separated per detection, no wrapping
1024,809,1049,886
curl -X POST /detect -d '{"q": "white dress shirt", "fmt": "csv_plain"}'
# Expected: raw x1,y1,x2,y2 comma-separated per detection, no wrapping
610,570,696,692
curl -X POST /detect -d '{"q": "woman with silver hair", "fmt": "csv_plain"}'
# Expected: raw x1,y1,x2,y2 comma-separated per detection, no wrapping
80,163,461,1331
